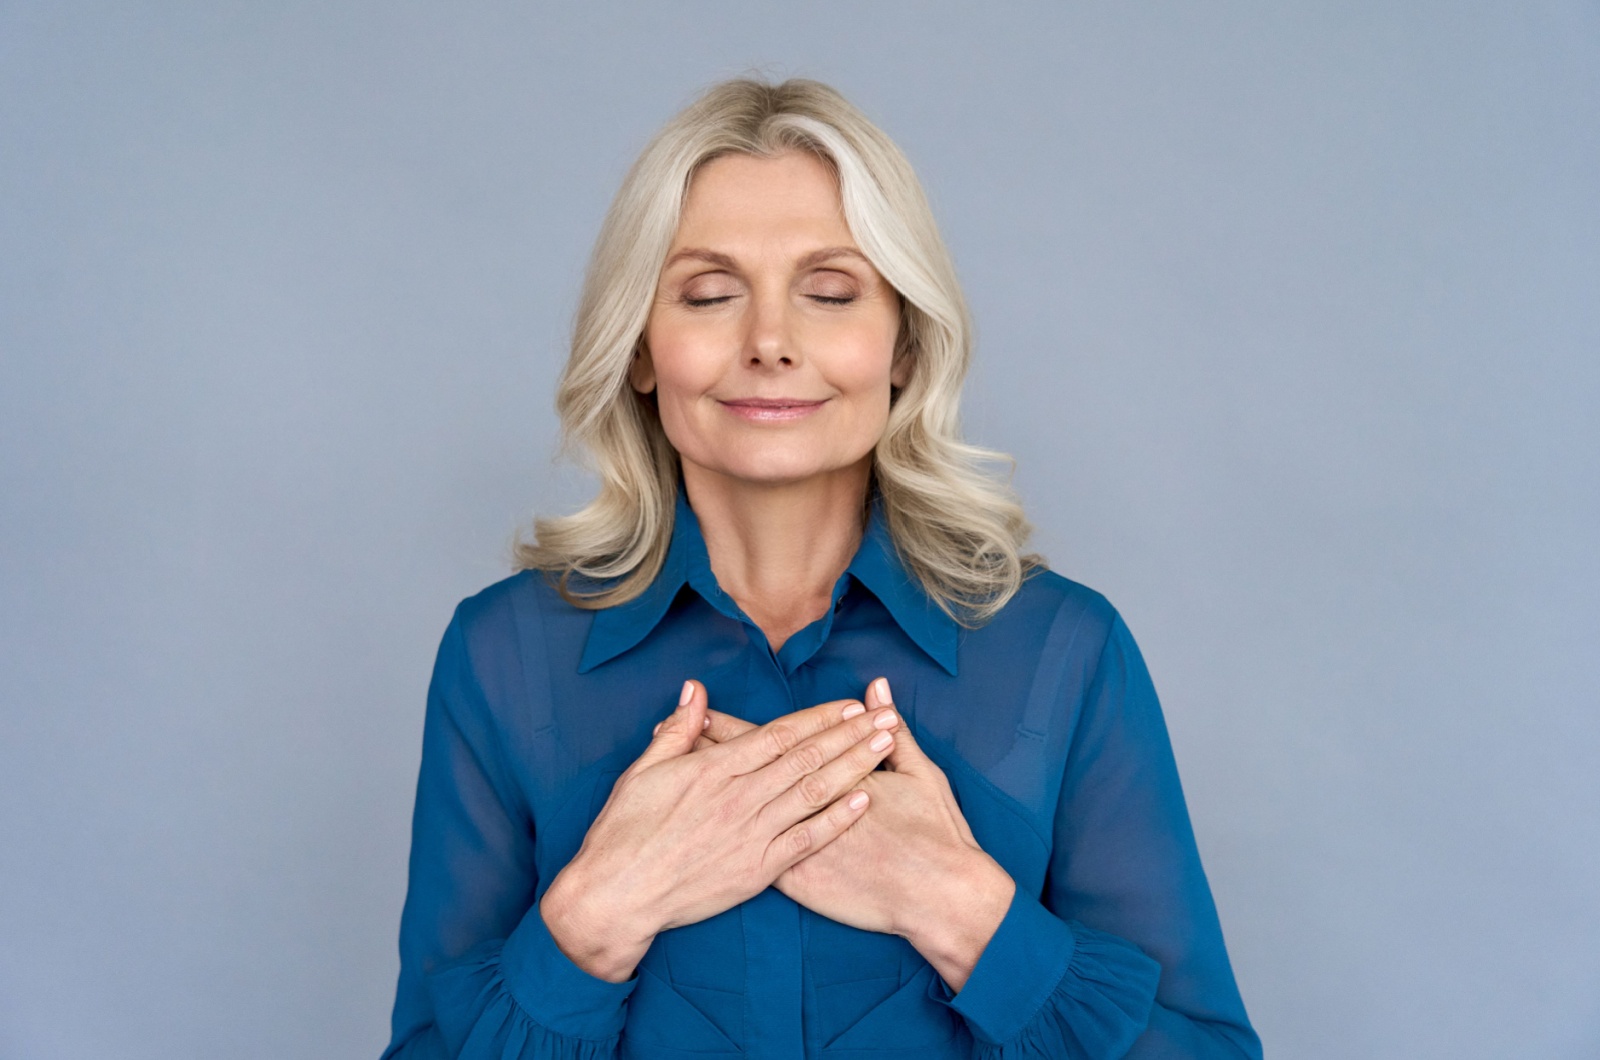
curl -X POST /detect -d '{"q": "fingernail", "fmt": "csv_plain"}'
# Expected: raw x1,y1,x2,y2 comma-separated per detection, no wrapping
702,716,710,729
873,709,898,730
848,791,868,810
870,731,893,751
679,680,694,707
873,677,892,704
841,701,866,720
653,722,662,735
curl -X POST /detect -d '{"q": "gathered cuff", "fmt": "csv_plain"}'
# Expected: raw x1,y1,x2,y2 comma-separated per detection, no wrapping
426,901,639,1057
927,886,1161,1058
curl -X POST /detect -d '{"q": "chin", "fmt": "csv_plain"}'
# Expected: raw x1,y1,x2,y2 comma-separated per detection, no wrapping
686,451,862,488
710,463,832,486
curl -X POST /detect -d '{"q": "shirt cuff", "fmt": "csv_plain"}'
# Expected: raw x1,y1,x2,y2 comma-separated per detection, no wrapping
925,880,1076,1046
500,894,640,1041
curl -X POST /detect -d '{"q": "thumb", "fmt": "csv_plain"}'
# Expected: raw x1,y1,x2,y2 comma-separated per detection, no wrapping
870,677,926,775
643,679,709,760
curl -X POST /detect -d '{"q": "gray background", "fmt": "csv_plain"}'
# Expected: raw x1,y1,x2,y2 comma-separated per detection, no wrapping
3,3,1596,1057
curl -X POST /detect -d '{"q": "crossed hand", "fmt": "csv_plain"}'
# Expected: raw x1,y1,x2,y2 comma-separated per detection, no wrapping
544,677,994,980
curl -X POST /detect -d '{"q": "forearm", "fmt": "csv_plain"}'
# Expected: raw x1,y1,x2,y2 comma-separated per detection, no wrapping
898,849,1016,994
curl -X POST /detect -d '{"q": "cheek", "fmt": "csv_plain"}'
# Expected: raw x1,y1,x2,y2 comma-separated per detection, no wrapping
653,365,717,427
827,322,901,398
640,328,724,454
643,323,720,400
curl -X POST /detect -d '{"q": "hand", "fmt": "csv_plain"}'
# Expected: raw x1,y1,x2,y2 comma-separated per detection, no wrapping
540,679,898,980
699,677,998,943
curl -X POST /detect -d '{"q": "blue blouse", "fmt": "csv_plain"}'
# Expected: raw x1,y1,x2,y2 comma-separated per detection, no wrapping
381,488,1262,1059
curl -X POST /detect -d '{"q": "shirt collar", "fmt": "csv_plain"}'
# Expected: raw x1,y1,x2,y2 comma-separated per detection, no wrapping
577,487,959,676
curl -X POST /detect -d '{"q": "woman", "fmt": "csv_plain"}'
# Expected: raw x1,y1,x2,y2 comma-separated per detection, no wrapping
381,77,1262,1059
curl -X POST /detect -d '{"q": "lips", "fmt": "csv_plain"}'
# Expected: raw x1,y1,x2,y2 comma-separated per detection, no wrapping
718,397,827,422
719,398,826,408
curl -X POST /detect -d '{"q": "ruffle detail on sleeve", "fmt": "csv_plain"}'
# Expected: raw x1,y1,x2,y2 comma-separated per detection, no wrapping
427,938,624,1060
976,921,1162,1060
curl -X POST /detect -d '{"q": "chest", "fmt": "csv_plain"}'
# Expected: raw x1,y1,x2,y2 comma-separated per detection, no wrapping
503,592,1086,1057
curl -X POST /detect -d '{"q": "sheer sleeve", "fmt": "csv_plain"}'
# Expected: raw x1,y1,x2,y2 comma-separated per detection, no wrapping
380,607,638,1059
929,611,1262,1058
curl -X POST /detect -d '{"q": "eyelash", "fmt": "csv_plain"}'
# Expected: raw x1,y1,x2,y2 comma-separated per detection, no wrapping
682,294,855,307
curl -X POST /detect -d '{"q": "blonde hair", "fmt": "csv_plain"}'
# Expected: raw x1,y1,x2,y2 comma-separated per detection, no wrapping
514,76,1042,626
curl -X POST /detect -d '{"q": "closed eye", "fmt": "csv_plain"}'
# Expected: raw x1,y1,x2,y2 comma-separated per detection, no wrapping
809,295,855,305
683,295,735,307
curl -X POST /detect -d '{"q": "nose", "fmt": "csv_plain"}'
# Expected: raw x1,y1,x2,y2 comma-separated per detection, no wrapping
743,286,798,370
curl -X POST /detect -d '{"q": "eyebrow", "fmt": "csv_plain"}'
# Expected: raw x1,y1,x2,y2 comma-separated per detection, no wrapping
662,245,872,271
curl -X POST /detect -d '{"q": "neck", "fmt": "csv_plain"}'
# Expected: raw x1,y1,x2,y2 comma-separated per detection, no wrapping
680,460,871,650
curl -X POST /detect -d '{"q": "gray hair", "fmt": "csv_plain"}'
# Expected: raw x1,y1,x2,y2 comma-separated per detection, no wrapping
514,76,1041,626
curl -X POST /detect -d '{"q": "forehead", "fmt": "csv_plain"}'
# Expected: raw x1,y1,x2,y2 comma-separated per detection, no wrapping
673,150,854,249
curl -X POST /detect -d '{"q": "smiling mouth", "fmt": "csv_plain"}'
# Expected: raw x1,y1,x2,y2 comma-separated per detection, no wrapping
718,398,827,421
719,398,827,408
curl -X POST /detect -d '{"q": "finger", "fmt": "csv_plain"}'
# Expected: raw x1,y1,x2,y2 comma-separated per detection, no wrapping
759,713,898,830
701,707,758,744
719,697,868,772
869,682,945,787
635,679,709,771
745,697,897,819
766,786,871,876
869,677,924,775
880,716,924,774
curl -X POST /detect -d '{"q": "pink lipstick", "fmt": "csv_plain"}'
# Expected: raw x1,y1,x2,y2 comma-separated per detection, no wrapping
718,397,827,422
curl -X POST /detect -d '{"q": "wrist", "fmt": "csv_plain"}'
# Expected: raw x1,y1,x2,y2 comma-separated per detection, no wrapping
541,862,658,983
901,851,1015,994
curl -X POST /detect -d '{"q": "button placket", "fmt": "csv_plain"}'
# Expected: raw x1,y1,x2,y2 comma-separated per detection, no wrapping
740,655,807,1060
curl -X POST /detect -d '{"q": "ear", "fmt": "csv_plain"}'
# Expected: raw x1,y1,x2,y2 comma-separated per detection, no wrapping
890,349,913,390
889,310,914,391
629,340,657,395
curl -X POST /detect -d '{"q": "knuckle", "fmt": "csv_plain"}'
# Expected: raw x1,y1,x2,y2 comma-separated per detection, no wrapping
763,721,802,757
787,741,827,778
785,824,816,858
796,771,832,809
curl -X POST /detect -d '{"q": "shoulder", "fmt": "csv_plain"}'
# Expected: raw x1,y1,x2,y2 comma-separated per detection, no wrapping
981,564,1124,656
440,568,594,683
428,570,598,743
449,568,588,638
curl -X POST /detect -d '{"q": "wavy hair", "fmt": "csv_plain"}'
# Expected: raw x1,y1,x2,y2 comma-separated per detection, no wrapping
513,76,1042,626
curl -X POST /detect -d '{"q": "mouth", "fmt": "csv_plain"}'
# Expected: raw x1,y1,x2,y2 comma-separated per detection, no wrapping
718,397,828,422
